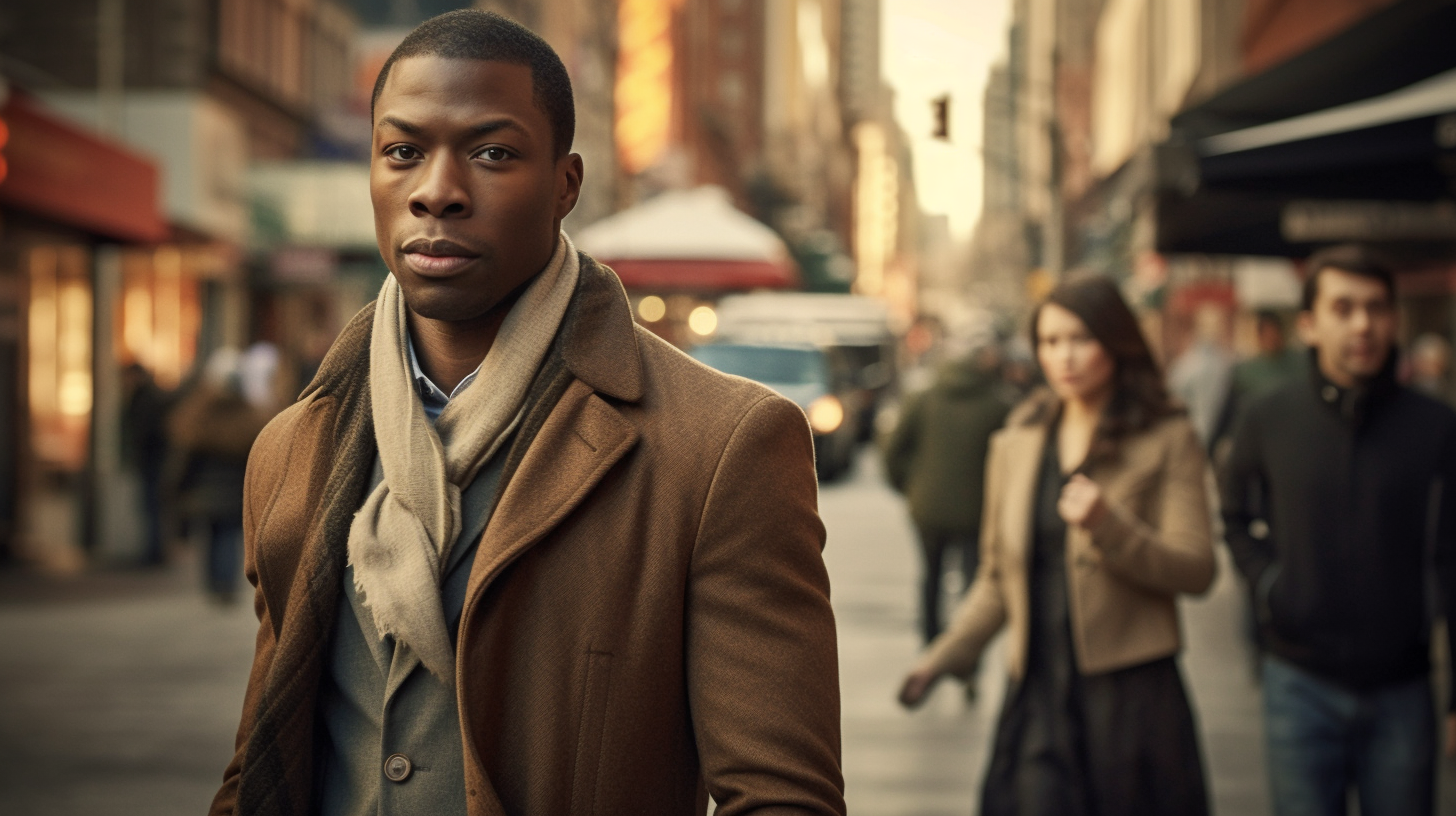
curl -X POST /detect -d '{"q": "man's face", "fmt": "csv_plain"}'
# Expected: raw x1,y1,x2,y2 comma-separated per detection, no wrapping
370,56,582,324
1297,267,1396,387
1256,321,1284,355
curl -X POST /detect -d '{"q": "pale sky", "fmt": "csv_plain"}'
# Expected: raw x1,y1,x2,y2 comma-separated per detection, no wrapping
883,0,1011,242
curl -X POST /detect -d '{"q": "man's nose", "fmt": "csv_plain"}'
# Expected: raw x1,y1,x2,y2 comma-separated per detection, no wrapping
1351,308,1372,333
409,155,472,218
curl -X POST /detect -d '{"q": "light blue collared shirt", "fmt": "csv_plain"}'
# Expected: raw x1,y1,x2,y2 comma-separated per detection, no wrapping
406,336,482,423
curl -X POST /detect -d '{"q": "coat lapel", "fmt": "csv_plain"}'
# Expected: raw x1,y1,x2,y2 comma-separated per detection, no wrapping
462,253,644,596
467,380,638,596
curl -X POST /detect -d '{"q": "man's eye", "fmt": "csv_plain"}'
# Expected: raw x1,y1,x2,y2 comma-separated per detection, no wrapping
479,146,510,162
385,145,420,161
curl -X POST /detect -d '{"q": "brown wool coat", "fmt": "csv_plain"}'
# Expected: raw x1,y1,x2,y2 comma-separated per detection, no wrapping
210,257,845,816
923,401,1217,681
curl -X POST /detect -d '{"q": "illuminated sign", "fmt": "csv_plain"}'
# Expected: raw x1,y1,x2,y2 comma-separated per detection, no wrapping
616,0,678,175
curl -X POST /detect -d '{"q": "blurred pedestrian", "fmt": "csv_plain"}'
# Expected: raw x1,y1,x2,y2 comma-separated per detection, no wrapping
1222,245,1456,816
167,348,269,603
999,335,1039,399
1221,311,1306,437
239,341,285,413
899,276,1215,816
1168,303,1235,450
211,11,843,816
1409,332,1454,406
882,339,1011,649
120,363,172,566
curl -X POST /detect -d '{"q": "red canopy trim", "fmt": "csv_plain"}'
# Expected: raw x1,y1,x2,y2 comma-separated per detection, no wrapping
598,258,799,292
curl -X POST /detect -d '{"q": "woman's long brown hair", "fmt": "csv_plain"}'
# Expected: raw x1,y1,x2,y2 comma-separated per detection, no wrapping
1026,275,1181,470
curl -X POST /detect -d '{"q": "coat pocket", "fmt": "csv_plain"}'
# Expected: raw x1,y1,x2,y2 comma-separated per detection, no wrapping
570,650,613,815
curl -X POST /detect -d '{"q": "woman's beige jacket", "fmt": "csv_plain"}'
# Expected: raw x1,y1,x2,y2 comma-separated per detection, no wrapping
923,405,1217,679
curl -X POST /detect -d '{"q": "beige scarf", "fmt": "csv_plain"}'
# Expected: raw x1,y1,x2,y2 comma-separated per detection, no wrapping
347,233,580,680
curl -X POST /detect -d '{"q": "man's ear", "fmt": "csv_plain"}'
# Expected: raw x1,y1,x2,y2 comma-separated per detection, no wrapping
555,153,584,220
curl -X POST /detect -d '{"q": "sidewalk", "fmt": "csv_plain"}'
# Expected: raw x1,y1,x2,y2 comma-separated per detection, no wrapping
0,552,257,815
1,450,1454,813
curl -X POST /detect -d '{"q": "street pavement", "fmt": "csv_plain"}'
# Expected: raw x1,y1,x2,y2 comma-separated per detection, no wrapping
1,447,1452,814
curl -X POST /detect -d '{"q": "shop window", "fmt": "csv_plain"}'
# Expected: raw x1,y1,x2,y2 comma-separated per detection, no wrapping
27,245,92,471
118,246,202,389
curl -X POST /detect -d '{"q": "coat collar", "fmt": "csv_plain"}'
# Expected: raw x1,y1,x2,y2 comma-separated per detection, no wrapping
1305,346,1399,425
557,253,644,402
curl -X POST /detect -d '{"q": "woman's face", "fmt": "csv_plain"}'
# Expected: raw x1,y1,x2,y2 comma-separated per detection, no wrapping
1036,303,1115,405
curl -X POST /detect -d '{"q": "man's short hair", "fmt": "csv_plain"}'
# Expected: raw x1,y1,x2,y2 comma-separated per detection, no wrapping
371,9,575,158
1254,310,1283,334
1300,244,1396,311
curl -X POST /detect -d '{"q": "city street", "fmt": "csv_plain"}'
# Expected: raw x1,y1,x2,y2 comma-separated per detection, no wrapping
1,447,1446,814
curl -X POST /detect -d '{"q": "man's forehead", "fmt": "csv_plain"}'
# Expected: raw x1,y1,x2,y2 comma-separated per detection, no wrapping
377,56,536,110
1317,268,1391,303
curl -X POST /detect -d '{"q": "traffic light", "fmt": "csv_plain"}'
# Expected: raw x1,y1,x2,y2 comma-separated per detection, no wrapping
931,95,950,141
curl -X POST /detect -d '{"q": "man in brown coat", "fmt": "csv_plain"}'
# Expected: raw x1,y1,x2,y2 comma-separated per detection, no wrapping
211,11,843,816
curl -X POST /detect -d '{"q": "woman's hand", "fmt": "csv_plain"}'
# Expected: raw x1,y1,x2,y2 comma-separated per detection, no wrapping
898,665,942,709
1058,474,1107,529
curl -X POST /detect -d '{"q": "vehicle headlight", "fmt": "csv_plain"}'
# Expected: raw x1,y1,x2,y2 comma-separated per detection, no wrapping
688,305,718,336
807,395,844,435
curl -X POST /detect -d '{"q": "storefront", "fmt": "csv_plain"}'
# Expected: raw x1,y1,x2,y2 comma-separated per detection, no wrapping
0,88,167,567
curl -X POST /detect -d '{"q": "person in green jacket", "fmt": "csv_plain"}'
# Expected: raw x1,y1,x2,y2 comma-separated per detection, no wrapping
884,343,1013,646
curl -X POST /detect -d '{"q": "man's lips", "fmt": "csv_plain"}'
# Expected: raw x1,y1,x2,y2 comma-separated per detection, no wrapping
400,238,480,277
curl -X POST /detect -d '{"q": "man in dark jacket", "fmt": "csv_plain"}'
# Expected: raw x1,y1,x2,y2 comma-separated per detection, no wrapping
884,343,1011,645
1222,245,1456,816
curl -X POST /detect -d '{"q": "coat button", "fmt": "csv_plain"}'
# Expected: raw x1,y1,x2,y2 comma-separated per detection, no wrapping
384,753,412,782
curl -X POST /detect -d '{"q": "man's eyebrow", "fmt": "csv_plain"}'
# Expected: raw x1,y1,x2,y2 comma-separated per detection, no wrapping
378,116,421,135
471,118,529,137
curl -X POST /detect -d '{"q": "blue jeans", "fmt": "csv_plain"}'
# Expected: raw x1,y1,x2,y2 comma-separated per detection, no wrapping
1262,655,1435,816
206,519,243,598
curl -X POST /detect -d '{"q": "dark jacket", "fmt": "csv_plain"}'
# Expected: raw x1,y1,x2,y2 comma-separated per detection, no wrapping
883,358,1011,534
210,257,844,816
1222,356,1456,698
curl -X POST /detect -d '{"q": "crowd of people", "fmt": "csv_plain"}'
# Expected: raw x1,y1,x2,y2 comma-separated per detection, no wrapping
885,246,1456,816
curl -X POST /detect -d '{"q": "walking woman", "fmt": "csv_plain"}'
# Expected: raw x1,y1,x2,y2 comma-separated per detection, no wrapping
899,276,1216,815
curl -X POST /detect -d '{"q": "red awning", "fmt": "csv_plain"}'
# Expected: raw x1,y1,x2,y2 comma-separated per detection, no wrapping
598,258,799,291
0,91,167,243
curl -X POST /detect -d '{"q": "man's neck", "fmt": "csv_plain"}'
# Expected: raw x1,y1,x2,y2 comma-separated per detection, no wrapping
406,297,519,394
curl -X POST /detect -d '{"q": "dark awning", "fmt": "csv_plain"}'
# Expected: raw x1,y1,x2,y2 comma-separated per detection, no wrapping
1172,0,1456,139
1195,68,1456,198
1155,0,1456,256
